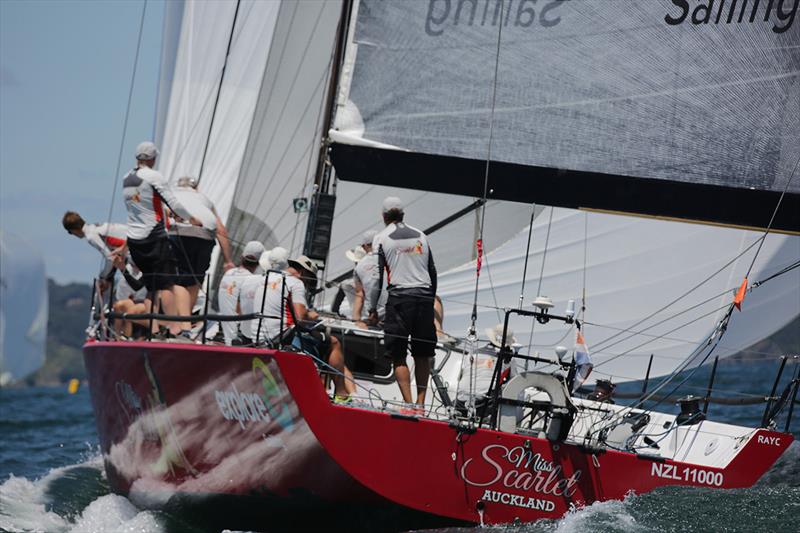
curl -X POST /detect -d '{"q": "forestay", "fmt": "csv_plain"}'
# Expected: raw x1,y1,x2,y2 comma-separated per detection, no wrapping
331,0,800,232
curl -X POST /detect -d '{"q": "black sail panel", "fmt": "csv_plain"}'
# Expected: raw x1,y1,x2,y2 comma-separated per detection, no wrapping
331,143,800,232
331,0,800,232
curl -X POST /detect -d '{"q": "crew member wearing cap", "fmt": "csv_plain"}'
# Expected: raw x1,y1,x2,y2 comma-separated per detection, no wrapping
62,211,128,292
352,229,387,327
331,244,365,317
455,324,521,417
369,197,437,408
250,255,352,400
168,176,234,310
118,141,198,337
218,241,265,345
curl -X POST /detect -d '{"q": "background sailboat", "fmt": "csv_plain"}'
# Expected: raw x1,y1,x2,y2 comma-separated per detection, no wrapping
0,231,48,386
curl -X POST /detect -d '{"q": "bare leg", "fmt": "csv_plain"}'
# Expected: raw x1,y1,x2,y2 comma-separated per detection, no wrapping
344,366,357,395
327,337,349,397
433,296,444,335
187,284,200,310
413,356,431,405
393,358,413,404
170,285,193,333
113,300,133,337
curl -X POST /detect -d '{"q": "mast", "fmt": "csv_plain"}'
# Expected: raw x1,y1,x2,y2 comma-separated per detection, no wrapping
302,0,354,269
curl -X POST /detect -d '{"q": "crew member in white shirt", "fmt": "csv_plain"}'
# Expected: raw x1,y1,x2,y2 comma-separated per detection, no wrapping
62,211,128,292
250,255,351,400
118,141,198,337
168,176,234,310
369,197,438,409
218,241,264,345
352,230,387,327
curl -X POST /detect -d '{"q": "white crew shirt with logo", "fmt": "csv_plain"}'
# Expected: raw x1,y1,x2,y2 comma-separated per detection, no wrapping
169,186,217,241
239,273,266,340
353,252,387,319
122,166,192,241
82,222,128,278
250,272,307,341
218,266,252,345
371,222,436,311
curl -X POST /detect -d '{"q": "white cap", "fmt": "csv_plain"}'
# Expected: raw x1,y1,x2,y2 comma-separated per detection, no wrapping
345,246,367,263
361,229,378,246
176,176,198,189
242,241,265,262
485,324,518,348
269,247,289,270
258,249,272,271
289,255,318,276
135,141,159,161
382,196,404,213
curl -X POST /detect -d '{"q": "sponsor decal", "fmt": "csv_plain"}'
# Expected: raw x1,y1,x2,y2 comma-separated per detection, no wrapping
213,357,295,432
215,384,270,429
664,0,797,34
650,463,724,486
425,0,566,37
460,444,581,510
757,434,781,446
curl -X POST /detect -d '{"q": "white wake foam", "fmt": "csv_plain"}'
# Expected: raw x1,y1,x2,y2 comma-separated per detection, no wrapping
0,457,164,533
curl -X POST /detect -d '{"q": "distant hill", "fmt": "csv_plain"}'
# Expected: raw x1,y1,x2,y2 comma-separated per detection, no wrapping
26,280,92,386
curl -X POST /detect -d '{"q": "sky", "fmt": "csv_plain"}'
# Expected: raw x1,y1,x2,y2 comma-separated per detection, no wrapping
1,0,165,284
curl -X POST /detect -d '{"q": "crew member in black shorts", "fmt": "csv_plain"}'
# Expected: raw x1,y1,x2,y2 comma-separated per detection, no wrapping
120,142,198,337
369,197,437,409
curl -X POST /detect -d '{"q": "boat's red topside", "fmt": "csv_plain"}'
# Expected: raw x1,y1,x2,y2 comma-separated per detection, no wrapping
84,341,793,526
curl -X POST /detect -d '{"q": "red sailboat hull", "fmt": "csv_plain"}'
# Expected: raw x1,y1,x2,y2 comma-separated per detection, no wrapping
83,341,792,529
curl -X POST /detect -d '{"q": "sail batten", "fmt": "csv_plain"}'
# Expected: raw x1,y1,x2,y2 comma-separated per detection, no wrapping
332,0,800,231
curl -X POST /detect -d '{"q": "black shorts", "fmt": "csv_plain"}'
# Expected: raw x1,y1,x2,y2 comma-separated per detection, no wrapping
170,236,214,287
384,292,437,360
127,234,177,292
292,328,332,362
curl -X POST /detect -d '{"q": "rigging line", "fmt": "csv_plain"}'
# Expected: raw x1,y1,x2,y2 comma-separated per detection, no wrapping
590,284,738,355
517,204,536,309
234,4,327,221
581,211,588,320
590,235,763,353
196,0,242,186
744,156,799,279
469,1,505,334
752,259,800,288
165,0,257,180
589,311,730,439
593,302,732,369
105,0,148,226
234,47,333,244
526,206,554,358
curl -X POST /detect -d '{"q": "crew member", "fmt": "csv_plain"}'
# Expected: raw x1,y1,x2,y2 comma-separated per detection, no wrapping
251,255,351,401
332,244,365,317
218,241,264,345
118,141,197,337
352,230,386,327
168,176,234,310
369,197,437,409
62,211,128,292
